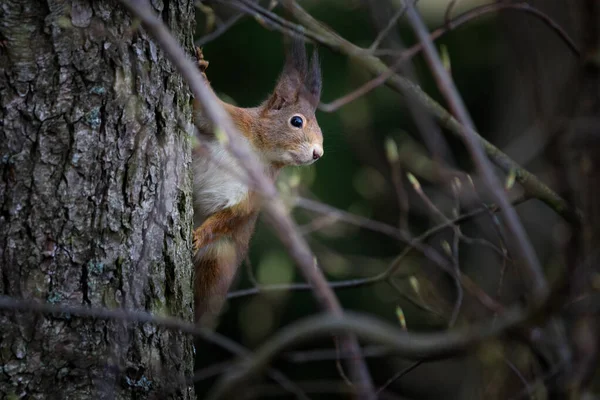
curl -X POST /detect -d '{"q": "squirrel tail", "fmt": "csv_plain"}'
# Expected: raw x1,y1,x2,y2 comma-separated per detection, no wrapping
192,203,258,326
194,243,239,327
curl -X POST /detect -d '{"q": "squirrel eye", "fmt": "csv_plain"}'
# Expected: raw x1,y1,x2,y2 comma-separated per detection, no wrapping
290,115,303,128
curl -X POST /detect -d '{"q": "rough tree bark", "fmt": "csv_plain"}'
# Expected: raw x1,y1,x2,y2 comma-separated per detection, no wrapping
0,1,196,398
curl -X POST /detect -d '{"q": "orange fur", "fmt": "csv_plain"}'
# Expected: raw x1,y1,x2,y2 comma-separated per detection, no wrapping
193,194,255,250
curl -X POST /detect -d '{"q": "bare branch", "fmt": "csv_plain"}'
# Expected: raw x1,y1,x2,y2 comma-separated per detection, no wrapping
296,197,453,271
0,296,214,340
229,195,528,313
246,1,578,224
208,0,579,225
207,307,532,399
285,345,392,362
228,275,384,299
0,295,308,398
504,357,535,400
368,0,411,52
376,360,423,395
196,14,243,47
188,320,310,399
444,0,461,27
402,0,548,303
319,1,580,113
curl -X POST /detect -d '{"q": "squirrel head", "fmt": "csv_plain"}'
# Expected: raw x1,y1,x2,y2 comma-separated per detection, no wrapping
256,38,323,167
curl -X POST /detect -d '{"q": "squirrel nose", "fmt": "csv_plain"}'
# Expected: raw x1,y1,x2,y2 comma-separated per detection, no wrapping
312,145,323,160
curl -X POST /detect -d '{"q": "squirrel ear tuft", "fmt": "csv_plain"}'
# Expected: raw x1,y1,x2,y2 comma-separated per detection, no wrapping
285,36,308,77
264,37,308,111
305,47,322,106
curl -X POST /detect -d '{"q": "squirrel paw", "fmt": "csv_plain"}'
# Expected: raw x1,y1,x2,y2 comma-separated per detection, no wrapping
193,226,214,252
195,46,209,73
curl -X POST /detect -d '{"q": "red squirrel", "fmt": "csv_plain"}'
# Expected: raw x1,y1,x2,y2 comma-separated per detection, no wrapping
192,40,323,326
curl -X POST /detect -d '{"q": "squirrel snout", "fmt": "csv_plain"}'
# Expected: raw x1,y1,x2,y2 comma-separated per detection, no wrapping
312,145,324,160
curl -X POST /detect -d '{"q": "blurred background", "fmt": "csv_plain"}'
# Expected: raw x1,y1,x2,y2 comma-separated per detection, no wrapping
193,0,586,398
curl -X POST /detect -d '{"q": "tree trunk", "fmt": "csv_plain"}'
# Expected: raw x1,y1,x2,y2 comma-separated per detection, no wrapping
0,1,195,398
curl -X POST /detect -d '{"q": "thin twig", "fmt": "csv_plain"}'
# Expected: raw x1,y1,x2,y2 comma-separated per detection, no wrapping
298,214,339,235
221,0,326,45
298,196,501,313
191,360,234,382
333,335,354,389
228,275,384,300
195,14,243,47
448,181,463,327
406,173,464,324
319,1,580,113
229,196,527,311
386,139,411,231
319,49,416,112
504,357,535,400
190,346,310,400
427,2,579,59
286,345,392,363
231,199,519,315
507,359,567,400
296,197,453,272
388,278,447,319
403,0,548,303
444,0,461,27
368,0,411,52
376,360,423,395
296,197,411,241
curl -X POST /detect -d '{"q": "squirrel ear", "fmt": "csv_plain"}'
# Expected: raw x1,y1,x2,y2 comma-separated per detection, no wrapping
264,37,308,111
285,36,308,78
305,47,322,106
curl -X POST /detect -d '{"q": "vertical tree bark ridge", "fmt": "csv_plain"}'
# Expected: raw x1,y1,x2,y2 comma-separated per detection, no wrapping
0,1,196,398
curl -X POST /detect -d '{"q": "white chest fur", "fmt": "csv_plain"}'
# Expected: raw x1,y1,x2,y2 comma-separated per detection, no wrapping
192,140,250,225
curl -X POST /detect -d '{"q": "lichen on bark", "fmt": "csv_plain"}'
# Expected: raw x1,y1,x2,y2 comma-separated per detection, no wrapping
0,1,196,398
